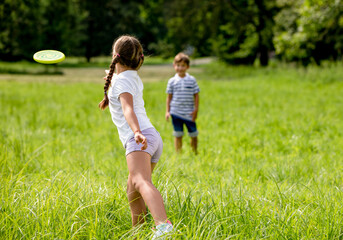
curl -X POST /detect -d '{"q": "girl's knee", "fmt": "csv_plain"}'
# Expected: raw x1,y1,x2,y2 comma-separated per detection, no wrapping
127,174,134,184
127,177,132,186
131,177,151,192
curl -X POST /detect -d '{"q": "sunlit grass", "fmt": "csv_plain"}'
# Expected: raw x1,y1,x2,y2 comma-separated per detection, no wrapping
1,62,343,239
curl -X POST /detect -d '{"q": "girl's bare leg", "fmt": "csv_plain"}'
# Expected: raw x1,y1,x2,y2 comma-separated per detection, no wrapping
127,162,158,226
127,178,147,226
126,151,167,226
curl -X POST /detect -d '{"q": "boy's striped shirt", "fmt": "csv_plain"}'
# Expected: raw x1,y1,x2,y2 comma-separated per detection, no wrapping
166,73,200,121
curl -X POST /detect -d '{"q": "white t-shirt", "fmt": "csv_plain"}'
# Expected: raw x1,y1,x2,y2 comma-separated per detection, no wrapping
108,70,153,146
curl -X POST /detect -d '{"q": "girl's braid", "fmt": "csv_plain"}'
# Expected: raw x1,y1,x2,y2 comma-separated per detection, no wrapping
98,56,119,110
98,35,144,110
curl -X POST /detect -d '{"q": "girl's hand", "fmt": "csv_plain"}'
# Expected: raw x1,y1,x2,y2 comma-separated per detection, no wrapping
134,131,147,150
190,110,198,121
165,112,171,121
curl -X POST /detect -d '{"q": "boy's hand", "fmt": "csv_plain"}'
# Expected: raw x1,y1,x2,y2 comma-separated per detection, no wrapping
134,131,147,150
165,112,171,121
190,110,198,121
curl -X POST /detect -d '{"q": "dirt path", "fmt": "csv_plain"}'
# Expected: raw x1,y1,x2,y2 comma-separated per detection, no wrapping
0,57,213,83
0,65,202,83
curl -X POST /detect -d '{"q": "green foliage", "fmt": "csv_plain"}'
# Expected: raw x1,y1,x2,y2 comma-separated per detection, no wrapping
1,0,343,65
81,0,146,61
212,21,259,65
0,0,87,60
274,0,343,64
163,0,215,57
0,0,43,60
209,0,279,66
139,0,169,56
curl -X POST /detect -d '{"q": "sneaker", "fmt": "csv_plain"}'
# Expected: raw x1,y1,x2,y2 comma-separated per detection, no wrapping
152,220,173,239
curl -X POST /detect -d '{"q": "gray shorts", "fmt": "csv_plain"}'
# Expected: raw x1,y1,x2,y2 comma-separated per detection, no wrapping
125,127,163,163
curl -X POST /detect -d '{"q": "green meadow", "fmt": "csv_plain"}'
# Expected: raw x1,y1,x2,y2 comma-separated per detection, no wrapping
1,60,343,239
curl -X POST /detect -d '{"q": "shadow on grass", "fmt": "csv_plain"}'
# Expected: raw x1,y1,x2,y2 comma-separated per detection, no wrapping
0,67,64,75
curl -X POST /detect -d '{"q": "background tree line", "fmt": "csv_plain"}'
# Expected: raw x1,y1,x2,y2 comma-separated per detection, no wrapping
1,0,342,66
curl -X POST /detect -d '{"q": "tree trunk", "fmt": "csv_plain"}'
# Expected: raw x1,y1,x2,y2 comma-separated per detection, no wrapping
255,0,269,66
259,39,269,66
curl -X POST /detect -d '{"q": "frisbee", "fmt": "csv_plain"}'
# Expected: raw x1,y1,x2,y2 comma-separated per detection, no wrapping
33,50,65,64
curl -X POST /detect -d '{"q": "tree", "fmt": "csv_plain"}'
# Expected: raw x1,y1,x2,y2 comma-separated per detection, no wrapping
0,0,43,60
139,0,169,56
0,0,87,61
274,0,343,65
140,0,216,57
41,0,87,56
211,0,280,66
81,0,146,62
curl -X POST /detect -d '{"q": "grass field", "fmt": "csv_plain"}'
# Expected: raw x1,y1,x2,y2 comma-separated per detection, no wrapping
1,60,343,239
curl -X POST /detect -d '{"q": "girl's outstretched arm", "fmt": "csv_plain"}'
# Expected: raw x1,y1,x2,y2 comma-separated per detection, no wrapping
119,92,147,150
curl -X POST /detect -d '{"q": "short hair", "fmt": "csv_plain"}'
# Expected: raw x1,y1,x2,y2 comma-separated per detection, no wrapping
174,52,190,66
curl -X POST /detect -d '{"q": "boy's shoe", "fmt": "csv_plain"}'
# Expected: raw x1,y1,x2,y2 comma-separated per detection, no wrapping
152,220,173,239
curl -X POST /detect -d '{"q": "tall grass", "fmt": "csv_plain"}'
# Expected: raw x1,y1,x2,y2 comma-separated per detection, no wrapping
1,62,343,239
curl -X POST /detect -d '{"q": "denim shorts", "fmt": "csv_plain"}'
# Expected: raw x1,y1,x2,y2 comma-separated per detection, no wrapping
171,114,198,137
125,127,163,163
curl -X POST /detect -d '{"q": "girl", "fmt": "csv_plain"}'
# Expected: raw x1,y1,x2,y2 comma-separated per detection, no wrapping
98,35,173,238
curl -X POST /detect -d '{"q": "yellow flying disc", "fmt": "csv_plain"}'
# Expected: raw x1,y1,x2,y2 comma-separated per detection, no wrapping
33,50,65,64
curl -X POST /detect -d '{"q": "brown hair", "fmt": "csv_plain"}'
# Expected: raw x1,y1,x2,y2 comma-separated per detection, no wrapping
173,52,190,66
98,35,144,110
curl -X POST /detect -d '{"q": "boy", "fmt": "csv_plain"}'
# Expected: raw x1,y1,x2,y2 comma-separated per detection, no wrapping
165,52,200,154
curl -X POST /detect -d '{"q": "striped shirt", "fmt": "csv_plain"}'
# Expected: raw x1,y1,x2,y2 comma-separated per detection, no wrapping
166,73,200,121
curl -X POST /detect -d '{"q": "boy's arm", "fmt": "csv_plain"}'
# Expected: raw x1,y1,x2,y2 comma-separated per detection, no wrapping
165,94,173,121
191,93,199,122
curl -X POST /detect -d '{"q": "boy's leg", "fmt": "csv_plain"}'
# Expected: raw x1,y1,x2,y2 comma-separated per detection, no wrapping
185,119,198,154
174,137,182,153
171,115,184,153
190,136,198,154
